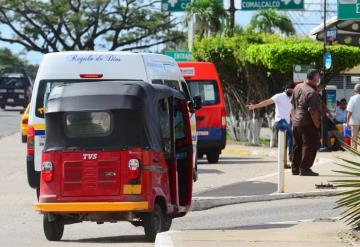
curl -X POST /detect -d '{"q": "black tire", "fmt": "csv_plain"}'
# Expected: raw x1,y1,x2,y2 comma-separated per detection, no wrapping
43,214,64,241
207,152,220,164
36,187,40,201
21,134,27,143
0,105,5,110
197,152,204,159
143,204,165,242
163,217,172,232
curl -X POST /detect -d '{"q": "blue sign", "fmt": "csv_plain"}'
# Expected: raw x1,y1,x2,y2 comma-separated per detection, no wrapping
325,52,332,69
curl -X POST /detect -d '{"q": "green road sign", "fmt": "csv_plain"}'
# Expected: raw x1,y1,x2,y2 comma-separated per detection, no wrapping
165,50,192,61
241,0,304,10
338,0,360,20
161,0,191,12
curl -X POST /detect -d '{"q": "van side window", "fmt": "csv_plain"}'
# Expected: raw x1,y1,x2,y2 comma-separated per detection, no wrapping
181,80,191,100
174,102,186,140
152,80,163,85
158,99,171,153
164,80,180,90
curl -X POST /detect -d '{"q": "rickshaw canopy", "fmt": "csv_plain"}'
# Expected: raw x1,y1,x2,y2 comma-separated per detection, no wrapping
44,80,185,151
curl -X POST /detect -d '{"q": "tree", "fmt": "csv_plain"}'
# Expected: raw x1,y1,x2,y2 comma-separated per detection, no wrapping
0,48,38,79
185,0,228,38
249,9,295,36
0,0,185,53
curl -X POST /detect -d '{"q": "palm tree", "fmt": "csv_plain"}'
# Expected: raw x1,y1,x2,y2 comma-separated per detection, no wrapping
185,0,229,38
249,9,295,36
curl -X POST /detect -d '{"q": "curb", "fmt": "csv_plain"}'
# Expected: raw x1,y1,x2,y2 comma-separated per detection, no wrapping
191,189,346,211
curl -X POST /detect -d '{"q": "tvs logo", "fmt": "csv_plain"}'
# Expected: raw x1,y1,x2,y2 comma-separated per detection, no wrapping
83,153,98,160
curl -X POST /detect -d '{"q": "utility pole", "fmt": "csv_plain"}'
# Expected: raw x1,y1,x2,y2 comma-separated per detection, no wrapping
229,0,236,29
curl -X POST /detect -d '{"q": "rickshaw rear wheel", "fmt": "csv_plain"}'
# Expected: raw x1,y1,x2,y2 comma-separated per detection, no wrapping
143,204,165,242
43,214,64,241
163,217,172,231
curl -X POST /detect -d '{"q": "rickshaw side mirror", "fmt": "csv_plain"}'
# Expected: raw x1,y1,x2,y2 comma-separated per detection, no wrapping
193,96,202,111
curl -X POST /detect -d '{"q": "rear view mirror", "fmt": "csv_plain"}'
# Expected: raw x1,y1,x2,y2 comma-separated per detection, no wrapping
193,96,202,111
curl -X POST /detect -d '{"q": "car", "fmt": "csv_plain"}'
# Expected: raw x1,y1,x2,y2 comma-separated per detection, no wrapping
0,69,32,110
20,103,30,143
178,62,227,164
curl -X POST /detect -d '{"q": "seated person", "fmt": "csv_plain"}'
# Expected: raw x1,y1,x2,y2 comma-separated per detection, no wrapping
335,98,347,124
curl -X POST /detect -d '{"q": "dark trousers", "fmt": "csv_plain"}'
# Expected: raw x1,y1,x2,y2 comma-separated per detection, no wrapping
292,125,319,172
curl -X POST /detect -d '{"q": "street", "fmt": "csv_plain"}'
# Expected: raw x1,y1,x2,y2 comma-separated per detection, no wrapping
0,111,344,246
0,108,22,139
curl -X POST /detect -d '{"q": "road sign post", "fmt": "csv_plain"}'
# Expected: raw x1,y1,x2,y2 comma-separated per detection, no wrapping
241,0,304,10
338,0,360,20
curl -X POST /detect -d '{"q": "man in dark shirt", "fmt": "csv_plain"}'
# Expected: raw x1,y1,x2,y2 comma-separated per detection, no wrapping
291,69,321,176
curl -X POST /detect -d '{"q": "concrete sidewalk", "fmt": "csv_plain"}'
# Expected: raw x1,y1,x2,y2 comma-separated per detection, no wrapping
156,219,356,247
192,144,358,210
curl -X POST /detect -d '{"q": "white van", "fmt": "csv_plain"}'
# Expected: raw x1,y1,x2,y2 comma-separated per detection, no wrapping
27,51,198,193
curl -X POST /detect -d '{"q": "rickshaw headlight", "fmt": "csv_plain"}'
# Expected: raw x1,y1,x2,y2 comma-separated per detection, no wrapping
41,161,54,182
128,159,140,180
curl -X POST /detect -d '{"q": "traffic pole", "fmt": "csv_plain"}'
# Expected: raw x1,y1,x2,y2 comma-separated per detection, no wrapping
278,130,286,193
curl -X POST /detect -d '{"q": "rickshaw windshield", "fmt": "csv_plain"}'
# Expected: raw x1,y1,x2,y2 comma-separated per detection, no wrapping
46,109,150,151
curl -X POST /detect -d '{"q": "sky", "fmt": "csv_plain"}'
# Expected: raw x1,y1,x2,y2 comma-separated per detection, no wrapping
0,0,337,65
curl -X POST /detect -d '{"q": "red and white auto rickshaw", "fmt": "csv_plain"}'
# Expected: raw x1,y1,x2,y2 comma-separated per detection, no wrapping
33,81,197,242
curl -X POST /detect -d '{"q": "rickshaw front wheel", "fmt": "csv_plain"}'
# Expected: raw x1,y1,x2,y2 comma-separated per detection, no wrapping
143,204,165,242
43,214,64,241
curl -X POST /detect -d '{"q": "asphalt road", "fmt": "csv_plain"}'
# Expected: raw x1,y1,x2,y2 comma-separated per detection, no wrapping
0,114,343,246
0,107,22,139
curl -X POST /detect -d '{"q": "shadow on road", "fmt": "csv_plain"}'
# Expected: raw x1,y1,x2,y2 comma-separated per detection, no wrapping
198,168,225,175
61,234,148,244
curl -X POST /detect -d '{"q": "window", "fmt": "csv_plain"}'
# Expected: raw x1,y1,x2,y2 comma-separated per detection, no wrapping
174,102,186,140
181,80,191,100
35,81,68,118
158,99,171,152
187,80,220,105
65,112,112,138
152,79,163,85
0,77,28,88
164,80,181,90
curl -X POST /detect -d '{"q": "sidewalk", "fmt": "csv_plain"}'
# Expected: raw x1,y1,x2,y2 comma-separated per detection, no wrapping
156,219,357,247
192,144,358,211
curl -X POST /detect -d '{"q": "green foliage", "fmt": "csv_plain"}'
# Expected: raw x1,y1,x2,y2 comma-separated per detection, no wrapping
334,143,360,226
249,9,295,36
246,40,360,82
186,0,228,38
0,48,37,79
0,0,185,53
193,33,360,118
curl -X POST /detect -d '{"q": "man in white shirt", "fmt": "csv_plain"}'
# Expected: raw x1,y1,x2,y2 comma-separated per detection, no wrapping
347,84,360,150
247,83,294,163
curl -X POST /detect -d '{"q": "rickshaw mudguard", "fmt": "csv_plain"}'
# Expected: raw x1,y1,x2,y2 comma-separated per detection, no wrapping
33,201,150,213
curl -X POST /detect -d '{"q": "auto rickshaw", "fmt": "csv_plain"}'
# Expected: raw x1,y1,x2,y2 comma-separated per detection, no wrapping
33,81,195,242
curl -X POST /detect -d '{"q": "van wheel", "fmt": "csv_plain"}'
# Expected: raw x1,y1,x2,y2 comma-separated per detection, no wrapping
143,204,164,242
197,152,203,159
207,152,219,164
0,105,5,110
43,214,64,241
163,217,172,231
21,134,27,143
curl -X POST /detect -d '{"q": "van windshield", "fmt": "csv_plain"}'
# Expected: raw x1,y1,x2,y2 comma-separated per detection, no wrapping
0,76,28,88
35,80,122,118
187,80,220,106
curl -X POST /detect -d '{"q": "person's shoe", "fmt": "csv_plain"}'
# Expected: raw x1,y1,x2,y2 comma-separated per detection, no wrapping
284,164,291,169
300,169,319,176
292,170,299,175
